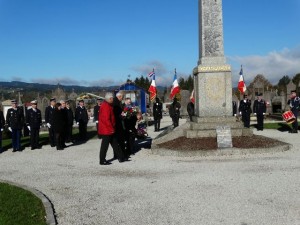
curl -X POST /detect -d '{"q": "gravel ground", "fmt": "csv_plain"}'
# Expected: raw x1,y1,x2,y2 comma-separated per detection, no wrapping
0,117,300,225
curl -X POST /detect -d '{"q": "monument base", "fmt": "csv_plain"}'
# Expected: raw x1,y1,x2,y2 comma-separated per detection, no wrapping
185,117,253,138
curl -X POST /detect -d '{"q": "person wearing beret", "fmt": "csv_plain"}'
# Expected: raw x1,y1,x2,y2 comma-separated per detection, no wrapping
45,98,56,147
253,93,266,131
287,90,300,133
6,100,24,152
26,100,42,150
239,94,252,128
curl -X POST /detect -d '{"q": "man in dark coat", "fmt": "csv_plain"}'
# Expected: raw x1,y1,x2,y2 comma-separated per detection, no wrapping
53,103,67,150
6,100,24,152
287,90,300,133
26,100,42,150
45,98,56,147
123,97,137,157
113,92,125,158
153,97,163,131
187,99,195,122
253,93,266,131
65,100,74,143
93,98,102,132
75,99,89,141
169,98,181,128
239,94,252,128
0,107,5,153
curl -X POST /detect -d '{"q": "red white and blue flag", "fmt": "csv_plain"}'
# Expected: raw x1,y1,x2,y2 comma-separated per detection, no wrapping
238,65,246,94
148,74,157,101
170,71,180,99
148,69,155,78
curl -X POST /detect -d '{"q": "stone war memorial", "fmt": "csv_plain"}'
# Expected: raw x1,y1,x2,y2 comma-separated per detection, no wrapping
185,0,253,144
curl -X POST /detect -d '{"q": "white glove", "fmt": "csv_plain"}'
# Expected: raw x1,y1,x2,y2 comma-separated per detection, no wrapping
27,126,31,131
239,112,242,115
254,113,257,115
47,123,51,128
263,113,266,115
8,127,12,132
95,120,98,123
76,122,79,125
234,114,236,116
0,128,3,132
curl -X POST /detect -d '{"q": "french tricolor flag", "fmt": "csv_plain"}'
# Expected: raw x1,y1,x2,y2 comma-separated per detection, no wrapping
148,69,155,78
148,75,157,101
238,65,246,94
170,71,180,99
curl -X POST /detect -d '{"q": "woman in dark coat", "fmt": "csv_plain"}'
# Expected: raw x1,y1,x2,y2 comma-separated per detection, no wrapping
53,103,67,150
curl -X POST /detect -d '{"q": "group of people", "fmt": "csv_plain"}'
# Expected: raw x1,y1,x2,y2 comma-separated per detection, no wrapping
238,90,300,132
0,98,89,153
97,92,148,165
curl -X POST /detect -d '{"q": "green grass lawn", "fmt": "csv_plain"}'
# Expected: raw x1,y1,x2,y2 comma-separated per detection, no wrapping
252,122,292,131
0,183,47,225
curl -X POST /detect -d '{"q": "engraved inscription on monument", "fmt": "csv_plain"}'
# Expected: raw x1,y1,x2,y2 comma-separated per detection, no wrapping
216,126,232,148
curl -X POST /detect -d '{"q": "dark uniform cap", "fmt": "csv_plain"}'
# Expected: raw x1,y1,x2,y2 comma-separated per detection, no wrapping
11,99,17,104
291,90,296,93
79,99,84,103
97,98,102,101
31,100,38,104
258,93,263,96
50,98,56,102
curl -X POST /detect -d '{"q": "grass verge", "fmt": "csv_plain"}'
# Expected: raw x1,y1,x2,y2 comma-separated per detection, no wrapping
0,183,47,225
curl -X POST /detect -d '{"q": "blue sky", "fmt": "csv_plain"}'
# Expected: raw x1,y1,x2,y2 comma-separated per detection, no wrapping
0,0,299,87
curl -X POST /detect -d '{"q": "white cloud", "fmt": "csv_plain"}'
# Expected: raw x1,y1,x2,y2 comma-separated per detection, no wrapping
229,45,300,85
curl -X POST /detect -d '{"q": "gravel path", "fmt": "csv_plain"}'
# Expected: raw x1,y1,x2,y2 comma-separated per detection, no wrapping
0,118,300,225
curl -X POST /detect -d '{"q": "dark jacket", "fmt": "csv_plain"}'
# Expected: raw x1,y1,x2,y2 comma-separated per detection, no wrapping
239,99,252,114
0,110,5,129
53,108,66,133
26,108,42,129
93,104,100,122
253,99,266,115
169,100,181,118
75,106,88,124
45,105,55,125
6,107,24,129
187,102,195,117
153,101,163,120
66,107,74,125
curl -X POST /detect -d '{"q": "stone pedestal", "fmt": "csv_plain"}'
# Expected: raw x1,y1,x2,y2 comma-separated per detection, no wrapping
185,117,253,138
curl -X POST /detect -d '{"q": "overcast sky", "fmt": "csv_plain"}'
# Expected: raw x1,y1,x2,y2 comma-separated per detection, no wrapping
0,0,299,87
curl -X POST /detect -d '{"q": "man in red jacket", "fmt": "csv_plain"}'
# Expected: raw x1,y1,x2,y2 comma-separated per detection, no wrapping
98,93,125,165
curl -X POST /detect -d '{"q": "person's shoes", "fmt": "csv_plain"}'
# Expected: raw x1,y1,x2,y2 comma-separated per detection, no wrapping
57,147,64,150
31,147,35,150
100,161,111,165
12,149,17,152
51,144,56,147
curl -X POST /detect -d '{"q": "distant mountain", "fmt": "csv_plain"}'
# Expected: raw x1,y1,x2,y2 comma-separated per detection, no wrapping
0,81,166,93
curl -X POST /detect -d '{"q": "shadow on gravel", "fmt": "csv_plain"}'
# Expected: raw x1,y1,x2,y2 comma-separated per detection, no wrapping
277,123,292,132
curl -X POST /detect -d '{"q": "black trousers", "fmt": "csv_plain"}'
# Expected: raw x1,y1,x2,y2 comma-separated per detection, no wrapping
256,114,264,130
242,113,251,128
66,125,73,142
292,111,298,131
124,131,136,157
100,134,124,163
0,131,2,151
30,128,40,148
154,119,161,131
48,127,55,146
78,121,87,141
172,115,179,127
55,132,64,149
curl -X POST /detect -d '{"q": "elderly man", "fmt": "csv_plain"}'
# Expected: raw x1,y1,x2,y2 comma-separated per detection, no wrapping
98,93,125,165
26,100,42,150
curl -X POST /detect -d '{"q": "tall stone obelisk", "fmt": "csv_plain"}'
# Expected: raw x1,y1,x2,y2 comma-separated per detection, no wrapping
186,0,252,138
194,0,232,118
